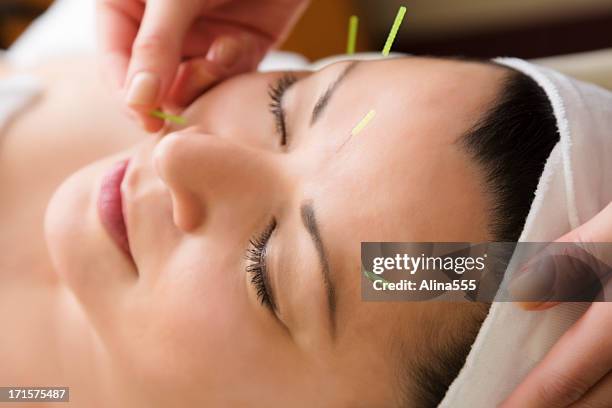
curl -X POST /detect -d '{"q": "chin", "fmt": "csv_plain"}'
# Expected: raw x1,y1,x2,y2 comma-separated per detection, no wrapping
44,154,134,299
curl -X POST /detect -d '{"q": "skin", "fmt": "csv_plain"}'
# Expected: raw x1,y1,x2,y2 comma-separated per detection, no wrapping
0,57,504,407
98,0,310,131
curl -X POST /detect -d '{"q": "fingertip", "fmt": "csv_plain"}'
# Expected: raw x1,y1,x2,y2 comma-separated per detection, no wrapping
206,36,242,71
125,0,201,105
142,114,166,133
130,110,165,134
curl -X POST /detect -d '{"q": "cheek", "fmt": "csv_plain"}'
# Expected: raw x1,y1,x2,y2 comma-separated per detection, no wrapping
184,76,279,149
109,242,292,399
45,165,96,281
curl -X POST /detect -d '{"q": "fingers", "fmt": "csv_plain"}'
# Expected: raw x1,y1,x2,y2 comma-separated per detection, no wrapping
166,36,241,108
166,33,269,108
510,245,612,309
98,0,275,132
500,303,612,408
511,202,612,310
568,371,612,408
124,0,201,118
166,58,217,109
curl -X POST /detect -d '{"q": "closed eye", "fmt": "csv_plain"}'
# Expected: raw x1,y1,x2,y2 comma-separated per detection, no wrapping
246,218,277,311
268,74,298,146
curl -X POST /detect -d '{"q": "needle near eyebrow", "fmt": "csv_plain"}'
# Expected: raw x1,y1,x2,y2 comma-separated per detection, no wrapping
347,15,359,55
351,109,376,136
337,109,377,153
382,6,407,57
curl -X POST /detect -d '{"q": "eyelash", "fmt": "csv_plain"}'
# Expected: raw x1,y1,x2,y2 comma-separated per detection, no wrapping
268,74,298,146
246,218,277,310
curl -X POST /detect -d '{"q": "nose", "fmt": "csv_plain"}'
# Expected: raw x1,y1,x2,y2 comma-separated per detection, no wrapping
153,128,283,232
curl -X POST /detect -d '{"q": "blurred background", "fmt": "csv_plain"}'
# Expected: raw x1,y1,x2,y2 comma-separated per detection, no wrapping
2,0,612,60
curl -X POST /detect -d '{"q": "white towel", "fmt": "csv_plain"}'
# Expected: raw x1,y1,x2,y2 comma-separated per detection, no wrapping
439,58,612,407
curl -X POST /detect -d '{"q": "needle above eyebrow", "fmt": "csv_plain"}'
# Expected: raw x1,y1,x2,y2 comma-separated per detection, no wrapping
336,109,377,153
382,6,407,57
347,15,359,55
351,109,377,136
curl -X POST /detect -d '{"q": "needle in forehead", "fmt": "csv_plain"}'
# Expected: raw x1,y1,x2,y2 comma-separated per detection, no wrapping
382,6,407,57
337,5,407,149
347,15,359,55
351,110,376,136
336,109,377,153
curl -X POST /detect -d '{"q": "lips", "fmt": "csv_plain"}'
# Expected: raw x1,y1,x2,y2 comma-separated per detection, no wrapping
98,160,133,261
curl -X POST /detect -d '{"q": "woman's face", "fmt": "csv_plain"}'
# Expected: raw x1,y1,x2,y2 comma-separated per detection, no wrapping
45,57,504,407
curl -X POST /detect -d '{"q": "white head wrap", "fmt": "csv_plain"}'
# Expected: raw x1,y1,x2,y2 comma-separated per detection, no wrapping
440,58,612,407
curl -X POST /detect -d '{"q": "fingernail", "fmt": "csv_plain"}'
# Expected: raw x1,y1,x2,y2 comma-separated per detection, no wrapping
126,72,160,107
207,37,241,69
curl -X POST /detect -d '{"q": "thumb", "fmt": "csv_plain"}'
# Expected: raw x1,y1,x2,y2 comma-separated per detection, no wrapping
124,0,201,111
509,202,612,310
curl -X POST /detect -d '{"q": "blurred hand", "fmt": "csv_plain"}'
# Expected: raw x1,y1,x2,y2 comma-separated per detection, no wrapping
501,202,612,407
97,0,309,132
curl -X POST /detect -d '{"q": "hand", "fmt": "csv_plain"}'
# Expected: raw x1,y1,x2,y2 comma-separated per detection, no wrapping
501,203,612,407
97,0,309,132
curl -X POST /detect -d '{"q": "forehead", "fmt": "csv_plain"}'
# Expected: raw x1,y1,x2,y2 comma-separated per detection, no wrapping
306,57,505,237
302,57,503,340
309,57,506,149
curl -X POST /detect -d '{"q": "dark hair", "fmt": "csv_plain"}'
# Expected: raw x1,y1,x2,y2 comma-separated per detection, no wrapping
399,64,559,408
460,65,560,242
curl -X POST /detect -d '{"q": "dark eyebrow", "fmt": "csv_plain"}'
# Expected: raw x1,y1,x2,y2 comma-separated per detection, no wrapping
300,202,337,338
310,61,360,126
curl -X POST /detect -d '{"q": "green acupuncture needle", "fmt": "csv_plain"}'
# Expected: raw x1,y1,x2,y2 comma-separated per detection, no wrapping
382,6,407,56
352,109,376,136
337,109,376,152
347,15,359,55
150,109,187,125
363,268,390,285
